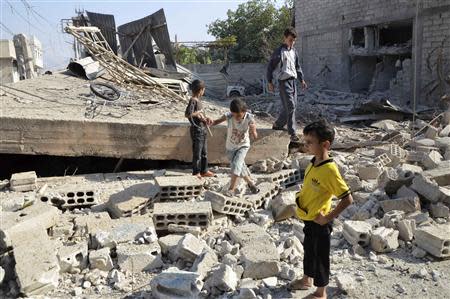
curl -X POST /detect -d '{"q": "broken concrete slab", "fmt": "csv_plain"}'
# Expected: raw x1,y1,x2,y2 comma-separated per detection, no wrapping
158,234,184,262
240,240,280,279
379,196,421,213
370,227,399,253
414,225,450,258
108,182,159,218
228,223,271,247
342,220,372,246
153,201,212,230
89,247,113,271
116,243,163,273
424,166,450,186
10,171,37,186
411,174,443,203
396,185,419,198
0,203,60,250
150,267,203,299
13,227,60,296
176,233,205,262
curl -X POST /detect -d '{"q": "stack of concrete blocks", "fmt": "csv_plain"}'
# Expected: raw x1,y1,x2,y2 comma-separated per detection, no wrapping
205,191,253,217
152,201,212,230
228,224,280,279
342,220,372,246
10,171,37,192
244,182,280,209
40,185,98,210
414,225,450,258
155,176,203,201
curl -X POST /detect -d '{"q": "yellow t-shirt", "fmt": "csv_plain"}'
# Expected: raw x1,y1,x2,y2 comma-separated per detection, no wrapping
295,157,350,221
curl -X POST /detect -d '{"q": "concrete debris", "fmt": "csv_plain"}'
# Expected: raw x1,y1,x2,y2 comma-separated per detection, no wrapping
10,171,37,192
414,225,450,258
397,219,416,241
206,190,253,216
205,263,238,292
412,246,428,258
335,273,355,292
158,234,184,262
430,202,450,218
379,196,421,213
343,220,372,246
108,182,159,217
370,227,399,253
116,242,163,273
89,247,113,271
411,174,444,203
57,242,88,273
13,227,60,296
192,249,219,279
176,233,205,262
270,191,296,221
150,267,203,299
381,210,405,229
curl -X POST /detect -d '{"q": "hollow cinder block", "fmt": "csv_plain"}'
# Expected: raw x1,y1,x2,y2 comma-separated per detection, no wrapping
153,201,212,230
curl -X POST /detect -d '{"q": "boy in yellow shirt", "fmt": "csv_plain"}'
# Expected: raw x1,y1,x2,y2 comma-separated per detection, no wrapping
290,120,353,299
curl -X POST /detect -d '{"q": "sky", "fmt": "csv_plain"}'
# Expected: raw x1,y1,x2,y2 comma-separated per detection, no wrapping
0,0,280,70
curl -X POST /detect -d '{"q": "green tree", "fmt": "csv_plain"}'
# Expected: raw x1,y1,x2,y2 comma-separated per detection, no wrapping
208,0,294,63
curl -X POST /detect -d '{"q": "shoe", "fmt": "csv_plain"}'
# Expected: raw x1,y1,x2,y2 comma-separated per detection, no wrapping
290,135,300,142
248,184,260,194
201,171,216,178
272,125,287,131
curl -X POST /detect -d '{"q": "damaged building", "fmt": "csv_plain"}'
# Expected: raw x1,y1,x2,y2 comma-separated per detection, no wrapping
295,0,450,105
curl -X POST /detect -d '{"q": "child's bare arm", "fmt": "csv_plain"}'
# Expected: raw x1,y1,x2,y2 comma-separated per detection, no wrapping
249,123,258,140
314,194,353,225
211,115,227,126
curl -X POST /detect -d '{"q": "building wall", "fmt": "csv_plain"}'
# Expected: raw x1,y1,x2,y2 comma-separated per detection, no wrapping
0,59,19,83
182,63,267,86
295,0,450,104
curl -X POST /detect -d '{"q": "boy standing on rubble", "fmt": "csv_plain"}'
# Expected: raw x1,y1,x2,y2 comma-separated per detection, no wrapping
185,79,215,178
211,99,260,195
267,27,307,142
290,120,353,299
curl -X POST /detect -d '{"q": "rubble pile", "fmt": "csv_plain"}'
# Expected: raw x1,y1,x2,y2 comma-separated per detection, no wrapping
0,117,450,298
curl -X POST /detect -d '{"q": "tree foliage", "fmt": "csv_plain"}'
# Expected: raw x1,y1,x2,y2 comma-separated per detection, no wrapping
208,0,294,63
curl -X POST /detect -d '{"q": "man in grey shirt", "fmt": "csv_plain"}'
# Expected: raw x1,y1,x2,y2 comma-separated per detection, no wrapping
267,27,307,142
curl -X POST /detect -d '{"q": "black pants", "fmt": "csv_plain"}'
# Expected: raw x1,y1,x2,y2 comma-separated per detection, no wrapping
190,127,208,175
303,220,332,287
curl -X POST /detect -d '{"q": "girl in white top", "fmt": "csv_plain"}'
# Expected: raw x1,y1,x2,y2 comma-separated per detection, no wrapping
211,99,260,195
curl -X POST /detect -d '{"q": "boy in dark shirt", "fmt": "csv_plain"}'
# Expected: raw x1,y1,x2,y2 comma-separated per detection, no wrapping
185,80,215,178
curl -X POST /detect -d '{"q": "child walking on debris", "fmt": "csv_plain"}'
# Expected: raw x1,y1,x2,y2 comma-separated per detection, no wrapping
211,99,260,195
267,27,308,143
289,120,353,299
185,79,215,178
